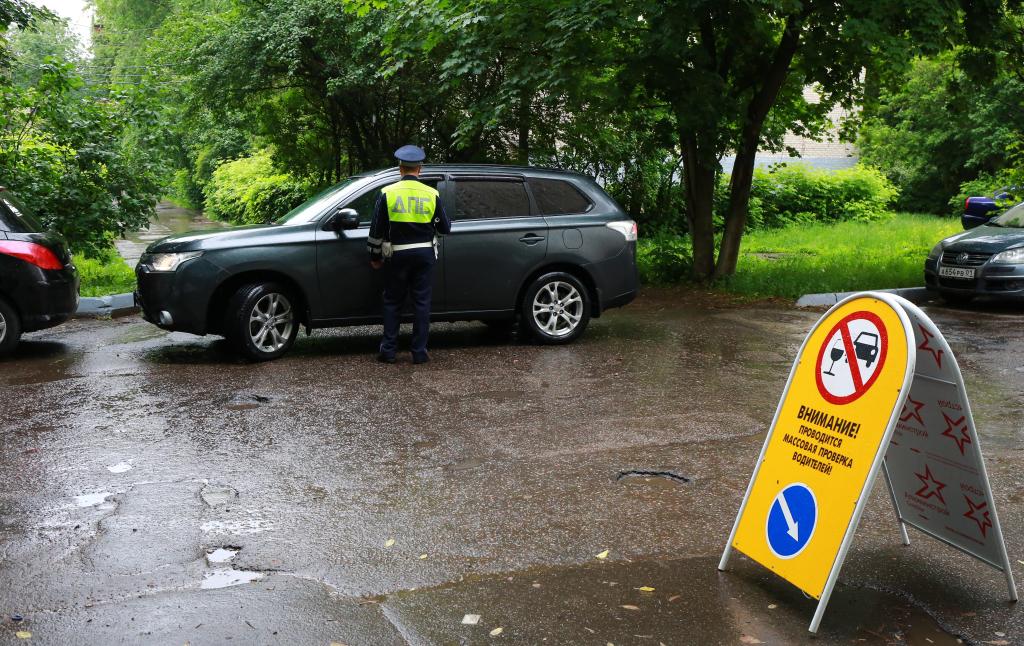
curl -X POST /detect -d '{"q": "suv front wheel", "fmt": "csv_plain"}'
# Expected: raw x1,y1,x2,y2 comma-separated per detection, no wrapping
225,282,299,361
521,272,590,344
0,296,21,358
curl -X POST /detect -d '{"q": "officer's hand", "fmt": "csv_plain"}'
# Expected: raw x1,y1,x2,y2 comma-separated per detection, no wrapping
370,259,383,270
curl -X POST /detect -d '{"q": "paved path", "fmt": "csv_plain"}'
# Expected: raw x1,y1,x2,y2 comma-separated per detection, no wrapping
3,291,1023,644
114,202,226,266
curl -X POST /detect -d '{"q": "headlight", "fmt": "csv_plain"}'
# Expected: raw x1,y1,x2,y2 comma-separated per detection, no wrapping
991,247,1024,264
928,242,943,260
148,251,202,272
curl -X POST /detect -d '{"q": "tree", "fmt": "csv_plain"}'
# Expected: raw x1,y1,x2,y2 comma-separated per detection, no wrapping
0,0,51,71
0,26,166,255
396,0,1013,280
860,8,1024,214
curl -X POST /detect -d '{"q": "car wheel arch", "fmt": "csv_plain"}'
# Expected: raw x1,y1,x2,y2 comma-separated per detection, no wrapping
206,270,310,336
515,263,600,319
0,290,22,324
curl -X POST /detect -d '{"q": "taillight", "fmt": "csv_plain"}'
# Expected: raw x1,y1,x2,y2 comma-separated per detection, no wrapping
606,220,638,241
0,240,64,270
965,197,971,212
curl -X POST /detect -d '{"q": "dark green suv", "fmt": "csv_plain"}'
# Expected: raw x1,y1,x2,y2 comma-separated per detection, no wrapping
136,165,638,360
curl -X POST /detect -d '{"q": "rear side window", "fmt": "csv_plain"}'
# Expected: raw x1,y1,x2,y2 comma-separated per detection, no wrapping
0,196,43,233
453,180,531,220
530,178,593,215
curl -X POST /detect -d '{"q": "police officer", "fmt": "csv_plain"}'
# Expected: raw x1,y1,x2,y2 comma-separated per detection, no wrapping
368,145,452,364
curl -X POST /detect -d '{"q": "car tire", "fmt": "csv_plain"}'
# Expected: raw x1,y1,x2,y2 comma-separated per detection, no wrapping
941,292,975,306
520,272,591,344
0,296,21,358
224,282,299,361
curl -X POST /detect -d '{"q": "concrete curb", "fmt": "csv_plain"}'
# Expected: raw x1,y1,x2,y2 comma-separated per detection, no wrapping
796,287,934,308
74,292,138,319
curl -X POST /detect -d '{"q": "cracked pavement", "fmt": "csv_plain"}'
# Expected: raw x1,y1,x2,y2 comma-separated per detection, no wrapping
0,289,1022,644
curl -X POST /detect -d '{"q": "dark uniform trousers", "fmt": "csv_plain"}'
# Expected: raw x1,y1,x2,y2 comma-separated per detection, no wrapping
380,247,435,358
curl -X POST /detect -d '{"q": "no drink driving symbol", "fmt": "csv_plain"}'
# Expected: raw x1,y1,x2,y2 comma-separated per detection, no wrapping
815,311,889,405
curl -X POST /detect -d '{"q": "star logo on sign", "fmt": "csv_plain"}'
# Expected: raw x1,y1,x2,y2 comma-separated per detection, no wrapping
900,397,926,426
914,465,947,505
941,412,971,455
963,495,992,538
917,325,944,369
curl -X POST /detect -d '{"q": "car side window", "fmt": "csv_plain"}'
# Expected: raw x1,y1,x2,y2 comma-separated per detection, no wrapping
453,180,531,220
345,179,443,224
530,178,594,215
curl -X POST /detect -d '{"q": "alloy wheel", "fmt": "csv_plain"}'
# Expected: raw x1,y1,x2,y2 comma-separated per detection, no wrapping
0,310,6,344
532,280,583,337
248,293,294,353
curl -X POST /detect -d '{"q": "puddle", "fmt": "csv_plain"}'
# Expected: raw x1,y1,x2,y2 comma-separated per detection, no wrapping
106,462,132,474
74,492,112,507
200,568,264,590
201,484,238,507
449,456,486,472
113,326,167,345
206,546,240,564
222,393,273,411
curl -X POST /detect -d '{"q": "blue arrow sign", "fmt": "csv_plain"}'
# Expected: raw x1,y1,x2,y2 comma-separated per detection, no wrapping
766,483,817,559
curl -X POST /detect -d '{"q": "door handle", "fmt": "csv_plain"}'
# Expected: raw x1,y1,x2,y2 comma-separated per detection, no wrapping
519,233,545,245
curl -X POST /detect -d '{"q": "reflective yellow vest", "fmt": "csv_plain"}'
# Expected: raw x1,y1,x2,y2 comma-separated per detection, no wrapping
382,180,438,224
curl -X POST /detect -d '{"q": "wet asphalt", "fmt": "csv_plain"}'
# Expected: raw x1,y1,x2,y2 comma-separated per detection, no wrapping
1,289,1022,645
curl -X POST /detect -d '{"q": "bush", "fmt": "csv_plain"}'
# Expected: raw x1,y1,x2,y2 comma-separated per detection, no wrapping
637,232,693,284
950,168,1023,215
75,249,136,297
744,163,898,229
204,150,310,225
169,168,203,210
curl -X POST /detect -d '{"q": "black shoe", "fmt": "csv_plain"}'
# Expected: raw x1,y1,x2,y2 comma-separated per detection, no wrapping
412,353,430,365
377,353,396,364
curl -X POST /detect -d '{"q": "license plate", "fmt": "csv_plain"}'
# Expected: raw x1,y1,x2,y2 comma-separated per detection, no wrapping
939,266,975,279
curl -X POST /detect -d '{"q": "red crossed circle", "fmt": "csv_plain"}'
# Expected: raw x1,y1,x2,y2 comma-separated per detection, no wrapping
814,311,888,405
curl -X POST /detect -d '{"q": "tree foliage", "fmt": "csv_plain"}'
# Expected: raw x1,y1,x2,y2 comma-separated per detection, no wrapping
0,22,166,255
81,0,1019,280
861,30,1024,214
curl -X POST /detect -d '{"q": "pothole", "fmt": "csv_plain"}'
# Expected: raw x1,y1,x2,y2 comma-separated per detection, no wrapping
222,393,273,411
616,470,691,485
74,492,113,507
206,546,241,565
200,568,265,590
201,484,238,507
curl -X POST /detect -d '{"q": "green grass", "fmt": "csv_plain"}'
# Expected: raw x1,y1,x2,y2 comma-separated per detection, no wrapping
721,213,961,298
75,252,137,297
637,212,962,299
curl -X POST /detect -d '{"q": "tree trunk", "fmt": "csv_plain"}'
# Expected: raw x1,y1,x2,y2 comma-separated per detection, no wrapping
681,135,717,282
715,15,804,278
716,130,758,278
516,87,530,165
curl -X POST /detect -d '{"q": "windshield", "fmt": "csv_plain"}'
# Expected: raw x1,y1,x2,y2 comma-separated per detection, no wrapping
0,193,45,233
991,202,1024,228
275,178,361,224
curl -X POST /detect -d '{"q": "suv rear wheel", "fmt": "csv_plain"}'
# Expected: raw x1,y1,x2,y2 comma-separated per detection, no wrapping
521,272,590,344
0,296,21,358
225,282,299,361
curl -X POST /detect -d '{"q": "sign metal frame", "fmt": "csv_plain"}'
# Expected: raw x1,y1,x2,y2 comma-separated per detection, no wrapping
718,292,1017,633
882,298,1017,600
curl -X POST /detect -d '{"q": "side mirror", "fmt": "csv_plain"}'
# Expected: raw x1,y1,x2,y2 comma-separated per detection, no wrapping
324,208,360,232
